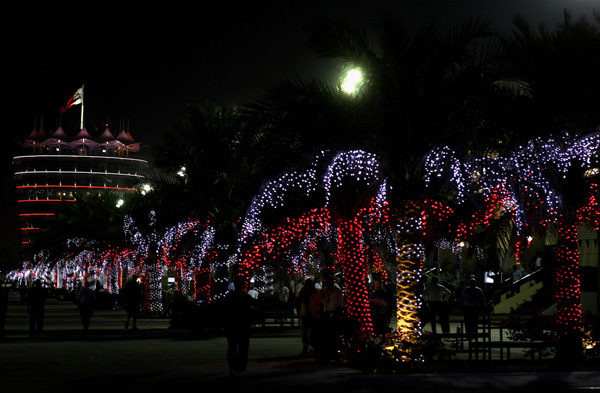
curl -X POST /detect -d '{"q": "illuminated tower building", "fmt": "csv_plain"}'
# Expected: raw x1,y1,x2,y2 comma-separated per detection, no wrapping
13,125,148,246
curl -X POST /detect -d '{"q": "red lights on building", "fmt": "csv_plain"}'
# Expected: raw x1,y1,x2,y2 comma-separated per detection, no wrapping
14,125,148,246
17,185,138,191
18,199,77,203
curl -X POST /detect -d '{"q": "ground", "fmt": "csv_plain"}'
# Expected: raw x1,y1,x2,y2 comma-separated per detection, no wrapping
2,291,599,392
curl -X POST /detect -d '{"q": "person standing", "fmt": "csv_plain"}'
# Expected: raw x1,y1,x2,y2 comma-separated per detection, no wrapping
460,275,485,337
224,276,253,376
77,281,96,331
371,278,394,335
511,265,523,295
124,275,142,330
317,274,343,361
0,281,8,340
321,275,343,317
247,285,259,300
534,255,543,269
275,280,290,321
296,278,316,355
28,279,47,338
425,276,452,334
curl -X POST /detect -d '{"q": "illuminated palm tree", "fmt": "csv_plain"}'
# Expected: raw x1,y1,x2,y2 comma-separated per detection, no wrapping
423,131,600,360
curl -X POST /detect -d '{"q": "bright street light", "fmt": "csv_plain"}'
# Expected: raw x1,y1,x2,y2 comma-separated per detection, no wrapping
141,183,153,196
341,68,363,94
116,199,124,208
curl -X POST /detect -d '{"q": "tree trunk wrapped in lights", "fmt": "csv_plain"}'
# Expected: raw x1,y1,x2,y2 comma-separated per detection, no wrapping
337,218,374,336
554,216,583,336
179,266,190,297
554,183,600,357
395,244,423,343
389,201,424,361
145,251,164,313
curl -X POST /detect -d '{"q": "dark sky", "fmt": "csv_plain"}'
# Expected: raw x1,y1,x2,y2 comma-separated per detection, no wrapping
2,0,598,259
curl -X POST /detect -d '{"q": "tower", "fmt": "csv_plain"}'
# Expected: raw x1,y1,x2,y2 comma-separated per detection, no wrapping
13,124,148,246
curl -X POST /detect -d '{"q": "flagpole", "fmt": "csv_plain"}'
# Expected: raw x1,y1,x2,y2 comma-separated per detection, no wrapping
80,84,85,130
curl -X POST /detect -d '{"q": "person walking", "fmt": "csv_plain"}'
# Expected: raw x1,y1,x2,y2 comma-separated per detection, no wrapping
425,276,452,334
77,281,96,331
225,275,253,376
460,275,485,337
27,279,47,338
124,275,142,330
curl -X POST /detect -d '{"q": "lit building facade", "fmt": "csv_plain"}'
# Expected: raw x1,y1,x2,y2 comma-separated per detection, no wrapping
14,125,148,246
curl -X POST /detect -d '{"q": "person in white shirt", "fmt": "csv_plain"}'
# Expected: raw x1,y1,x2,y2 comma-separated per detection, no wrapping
511,265,523,294
247,287,259,300
321,279,343,315
314,274,343,360
275,281,290,304
425,276,452,334
314,277,323,291
274,281,291,323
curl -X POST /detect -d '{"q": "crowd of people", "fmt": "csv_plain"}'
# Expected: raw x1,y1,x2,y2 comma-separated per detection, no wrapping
1,266,512,377
422,267,532,337
0,275,144,339
240,272,396,362
423,274,488,337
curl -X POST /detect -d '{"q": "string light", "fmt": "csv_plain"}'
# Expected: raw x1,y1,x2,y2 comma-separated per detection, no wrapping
424,131,599,335
235,150,402,340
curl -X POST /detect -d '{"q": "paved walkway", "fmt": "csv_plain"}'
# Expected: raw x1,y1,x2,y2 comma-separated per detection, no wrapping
2,291,599,392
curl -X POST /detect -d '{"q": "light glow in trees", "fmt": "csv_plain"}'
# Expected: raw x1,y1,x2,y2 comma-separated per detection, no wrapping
423,132,599,337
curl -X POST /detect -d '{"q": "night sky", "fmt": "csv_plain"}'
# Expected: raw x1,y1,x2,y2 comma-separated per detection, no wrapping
1,0,597,264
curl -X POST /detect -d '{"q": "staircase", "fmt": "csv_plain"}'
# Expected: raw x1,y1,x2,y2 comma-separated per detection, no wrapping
493,269,545,314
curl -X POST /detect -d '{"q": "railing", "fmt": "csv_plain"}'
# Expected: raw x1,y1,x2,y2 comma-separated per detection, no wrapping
491,267,545,304
434,314,554,361
13,154,148,163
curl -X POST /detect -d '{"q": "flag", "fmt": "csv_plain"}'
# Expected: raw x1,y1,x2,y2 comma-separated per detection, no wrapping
60,86,84,113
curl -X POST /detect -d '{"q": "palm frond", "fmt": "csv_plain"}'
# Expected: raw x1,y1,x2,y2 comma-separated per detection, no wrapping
441,16,494,57
305,19,378,67
140,166,179,186
510,13,537,45
491,77,532,98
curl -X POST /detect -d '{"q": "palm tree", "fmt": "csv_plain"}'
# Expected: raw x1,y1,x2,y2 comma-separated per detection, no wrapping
423,130,600,361
150,101,260,236
502,10,600,139
149,101,269,298
241,12,537,215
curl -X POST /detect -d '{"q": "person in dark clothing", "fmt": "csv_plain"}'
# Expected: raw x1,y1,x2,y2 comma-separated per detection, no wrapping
28,280,47,338
460,275,485,337
124,275,142,330
0,282,8,339
296,278,316,355
77,281,96,331
19,285,27,305
371,279,394,335
224,276,253,376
